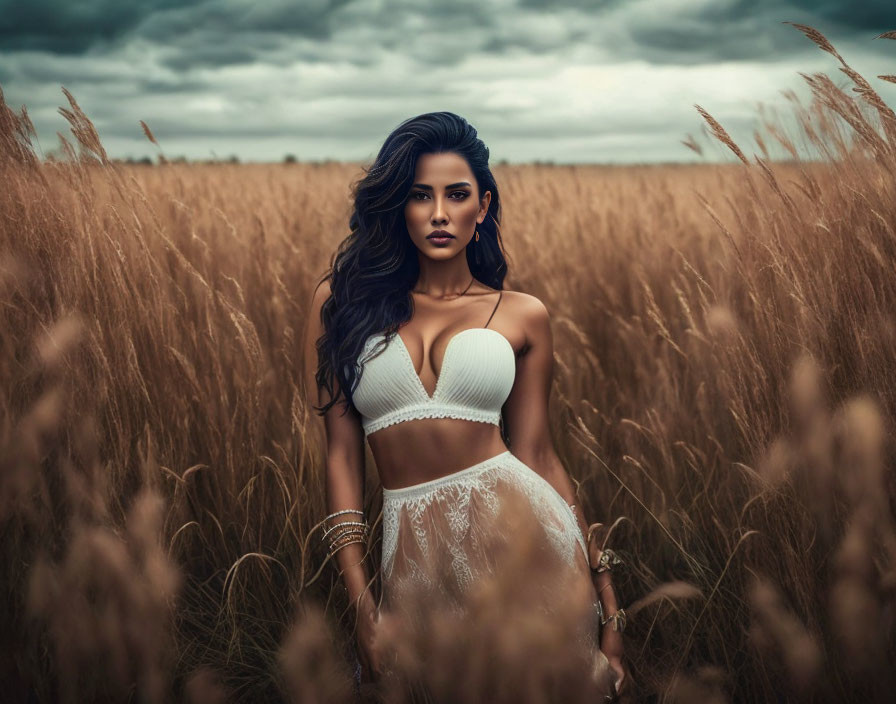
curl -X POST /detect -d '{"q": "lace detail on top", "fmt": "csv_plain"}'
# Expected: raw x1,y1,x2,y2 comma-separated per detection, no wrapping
364,405,500,436
352,327,516,437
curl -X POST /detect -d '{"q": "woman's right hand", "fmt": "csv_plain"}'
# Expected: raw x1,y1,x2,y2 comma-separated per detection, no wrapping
355,599,384,681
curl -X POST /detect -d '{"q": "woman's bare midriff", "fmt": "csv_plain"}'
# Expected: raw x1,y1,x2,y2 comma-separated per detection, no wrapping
369,417,509,490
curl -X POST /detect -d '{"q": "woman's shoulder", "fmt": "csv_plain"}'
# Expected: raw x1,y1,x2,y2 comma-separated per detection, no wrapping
498,290,550,323
305,278,332,343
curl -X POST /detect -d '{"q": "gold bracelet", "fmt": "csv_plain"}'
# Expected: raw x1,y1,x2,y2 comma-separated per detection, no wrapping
327,527,369,548
324,509,364,521
600,608,627,633
321,521,370,542
328,530,369,550
327,536,366,560
328,526,369,545
592,548,622,574
330,532,366,547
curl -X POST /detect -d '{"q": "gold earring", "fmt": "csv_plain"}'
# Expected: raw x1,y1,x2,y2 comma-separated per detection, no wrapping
475,229,480,242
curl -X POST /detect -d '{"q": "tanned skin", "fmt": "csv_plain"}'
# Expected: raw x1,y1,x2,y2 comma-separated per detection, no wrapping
303,152,626,691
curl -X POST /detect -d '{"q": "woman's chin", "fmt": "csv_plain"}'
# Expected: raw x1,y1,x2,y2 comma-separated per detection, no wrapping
419,245,462,259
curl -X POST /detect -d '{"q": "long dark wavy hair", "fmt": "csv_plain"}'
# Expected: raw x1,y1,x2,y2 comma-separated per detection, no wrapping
313,111,508,416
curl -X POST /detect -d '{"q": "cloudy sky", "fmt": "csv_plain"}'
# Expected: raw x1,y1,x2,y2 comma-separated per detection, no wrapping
1,0,894,163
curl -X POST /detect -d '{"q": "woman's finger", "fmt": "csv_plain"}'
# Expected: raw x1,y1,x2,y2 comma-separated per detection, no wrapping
607,658,626,692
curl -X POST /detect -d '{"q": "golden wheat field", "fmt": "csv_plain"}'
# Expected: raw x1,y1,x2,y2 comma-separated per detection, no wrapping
2,28,896,704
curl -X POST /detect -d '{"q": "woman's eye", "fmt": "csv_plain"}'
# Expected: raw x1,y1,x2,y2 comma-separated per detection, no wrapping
409,191,468,201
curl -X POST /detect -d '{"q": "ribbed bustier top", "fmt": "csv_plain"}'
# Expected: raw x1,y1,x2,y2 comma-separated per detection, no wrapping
352,326,516,436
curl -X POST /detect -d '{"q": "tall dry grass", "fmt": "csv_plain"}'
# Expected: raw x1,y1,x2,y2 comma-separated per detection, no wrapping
1,25,895,703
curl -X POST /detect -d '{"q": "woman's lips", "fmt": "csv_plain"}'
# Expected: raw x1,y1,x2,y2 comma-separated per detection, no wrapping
426,230,455,246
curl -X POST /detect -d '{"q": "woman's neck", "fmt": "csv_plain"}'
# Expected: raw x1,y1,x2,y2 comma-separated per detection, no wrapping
413,252,474,297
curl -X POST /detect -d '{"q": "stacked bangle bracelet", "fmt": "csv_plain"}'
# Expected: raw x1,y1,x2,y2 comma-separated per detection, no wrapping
322,509,369,560
601,607,627,633
592,547,622,574
589,543,628,634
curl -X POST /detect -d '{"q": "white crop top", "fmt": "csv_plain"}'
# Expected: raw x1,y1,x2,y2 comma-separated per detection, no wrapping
351,295,515,436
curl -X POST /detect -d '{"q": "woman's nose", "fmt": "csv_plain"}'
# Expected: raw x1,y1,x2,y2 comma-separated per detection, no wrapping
430,196,448,224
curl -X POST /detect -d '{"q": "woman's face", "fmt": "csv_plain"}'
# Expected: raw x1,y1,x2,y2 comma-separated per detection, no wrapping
404,151,491,261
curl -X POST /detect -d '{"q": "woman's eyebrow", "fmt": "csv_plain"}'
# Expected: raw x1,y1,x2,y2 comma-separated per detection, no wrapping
410,181,472,190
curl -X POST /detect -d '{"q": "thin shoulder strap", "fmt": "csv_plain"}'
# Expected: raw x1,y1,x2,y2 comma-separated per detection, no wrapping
484,290,503,329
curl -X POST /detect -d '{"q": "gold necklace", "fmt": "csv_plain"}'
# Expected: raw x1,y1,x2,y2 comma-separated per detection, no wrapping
412,275,475,299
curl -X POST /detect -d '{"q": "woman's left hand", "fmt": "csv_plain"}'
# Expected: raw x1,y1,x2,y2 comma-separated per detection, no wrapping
601,627,628,696
607,655,627,696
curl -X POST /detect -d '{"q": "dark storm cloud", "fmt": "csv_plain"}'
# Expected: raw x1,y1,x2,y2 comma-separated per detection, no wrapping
777,0,896,32
614,0,896,66
0,0,353,54
2,0,894,164
516,0,895,33
517,0,620,9
3,0,893,68
504,1,896,66
159,41,261,72
137,0,355,43
0,0,196,53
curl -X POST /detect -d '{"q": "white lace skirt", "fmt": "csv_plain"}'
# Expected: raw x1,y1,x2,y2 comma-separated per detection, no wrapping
379,449,613,688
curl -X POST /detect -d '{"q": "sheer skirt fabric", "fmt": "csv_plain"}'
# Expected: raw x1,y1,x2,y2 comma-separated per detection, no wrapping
379,449,612,686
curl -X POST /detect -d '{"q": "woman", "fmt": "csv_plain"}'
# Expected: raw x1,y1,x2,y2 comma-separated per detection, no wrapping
303,112,626,697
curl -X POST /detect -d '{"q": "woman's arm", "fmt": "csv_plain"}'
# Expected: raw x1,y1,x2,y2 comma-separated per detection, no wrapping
302,280,375,618
501,293,586,536
501,293,625,683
